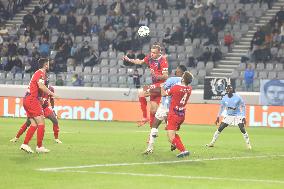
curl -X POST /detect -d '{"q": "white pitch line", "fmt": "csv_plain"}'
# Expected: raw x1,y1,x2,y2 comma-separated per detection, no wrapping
48,170,284,185
37,154,284,172
94,172,284,184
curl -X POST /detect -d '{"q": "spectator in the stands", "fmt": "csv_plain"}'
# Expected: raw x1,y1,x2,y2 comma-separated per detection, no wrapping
157,0,168,9
105,26,117,43
138,16,148,27
207,0,216,9
72,74,83,86
280,23,284,43
275,6,284,26
176,0,185,10
84,49,100,67
23,10,35,28
48,12,60,29
90,21,101,34
95,0,108,16
251,27,266,50
55,75,64,86
224,31,234,52
128,13,139,28
42,0,55,13
198,47,211,64
244,64,254,92
179,13,190,32
136,50,145,60
110,0,126,16
66,11,77,34
39,38,50,57
129,69,142,88
162,27,172,44
144,5,156,23
212,47,222,63
171,26,184,45
7,39,17,57
78,41,91,63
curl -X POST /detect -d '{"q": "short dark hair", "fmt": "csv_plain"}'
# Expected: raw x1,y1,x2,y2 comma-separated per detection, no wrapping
264,80,284,93
177,65,187,73
183,71,193,85
38,58,49,68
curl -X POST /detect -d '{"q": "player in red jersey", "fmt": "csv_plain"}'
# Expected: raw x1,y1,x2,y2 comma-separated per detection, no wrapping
161,71,193,158
20,58,58,153
10,85,62,144
123,44,168,127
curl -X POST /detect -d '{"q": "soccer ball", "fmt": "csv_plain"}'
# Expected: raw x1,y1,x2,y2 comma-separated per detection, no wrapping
138,26,150,37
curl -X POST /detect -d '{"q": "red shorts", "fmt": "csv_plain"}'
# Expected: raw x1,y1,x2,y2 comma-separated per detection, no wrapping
166,113,185,131
23,96,43,118
43,106,53,118
150,92,161,104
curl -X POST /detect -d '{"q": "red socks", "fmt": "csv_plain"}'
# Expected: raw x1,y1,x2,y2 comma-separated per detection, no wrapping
139,97,147,119
53,124,59,139
37,124,45,148
16,123,28,138
23,126,37,145
172,134,186,152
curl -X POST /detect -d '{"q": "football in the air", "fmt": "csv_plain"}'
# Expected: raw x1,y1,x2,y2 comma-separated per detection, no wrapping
138,26,150,37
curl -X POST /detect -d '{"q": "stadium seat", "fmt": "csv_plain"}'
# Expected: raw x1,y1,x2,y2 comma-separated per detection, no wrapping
101,75,109,83
100,59,109,67
266,63,274,71
84,82,93,87
0,72,6,80
5,80,14,85
196,62,205,70
118,76,127,84
109,67,118,75
84,66,92,73
268,72,277,79
100,67,109,75
92,75,100,83
75,66,83,73
92,66,100,74
109,59,117,67
6,73,14,80
83,74,92,82
258,71,268,79
277,72,284,79
14,73,22,80
256,63,265,71
118,68,127,75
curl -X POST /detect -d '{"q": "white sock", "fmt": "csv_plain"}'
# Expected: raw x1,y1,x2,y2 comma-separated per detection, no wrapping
242,132,250,145
210,130,220,144
147,128,158,150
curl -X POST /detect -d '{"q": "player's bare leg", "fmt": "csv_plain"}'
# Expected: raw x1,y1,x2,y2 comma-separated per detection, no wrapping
206,122,228,147
137,89,149,126
47,114,62,144
238,123,252,149
167,130,189,158
10,119,31,142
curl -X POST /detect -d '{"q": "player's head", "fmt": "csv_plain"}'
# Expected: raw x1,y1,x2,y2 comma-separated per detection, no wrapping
226,85,234,95
175,65,187,77
263,80,284,105
38,58,50,71
150,43,162,59
182,71,193,86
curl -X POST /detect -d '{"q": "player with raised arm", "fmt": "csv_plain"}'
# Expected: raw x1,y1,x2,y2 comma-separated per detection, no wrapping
161,71,193,158
123,44,168,127
143,65,187,154
206,85,252,149
10,84,62,144
20,58,58,153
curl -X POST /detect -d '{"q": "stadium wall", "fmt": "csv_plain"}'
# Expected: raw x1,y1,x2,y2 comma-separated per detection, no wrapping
0,85,283,127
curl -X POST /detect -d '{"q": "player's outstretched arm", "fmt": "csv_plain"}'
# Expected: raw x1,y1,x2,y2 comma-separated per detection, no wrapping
122,56,145,65
38,82,59,98
215,117,220,125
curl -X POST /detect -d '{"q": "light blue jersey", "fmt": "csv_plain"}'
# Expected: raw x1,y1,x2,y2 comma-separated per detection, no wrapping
161,77,182,109
218,93,246,117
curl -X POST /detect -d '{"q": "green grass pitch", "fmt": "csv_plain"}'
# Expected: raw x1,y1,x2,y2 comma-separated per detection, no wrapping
0,117,284,189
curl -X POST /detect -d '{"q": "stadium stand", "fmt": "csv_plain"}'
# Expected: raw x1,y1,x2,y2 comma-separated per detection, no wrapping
0,0,283,91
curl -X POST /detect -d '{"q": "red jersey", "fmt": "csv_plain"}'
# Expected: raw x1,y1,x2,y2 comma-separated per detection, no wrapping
27,69,46,98
143,55,168,84
167,84,192,117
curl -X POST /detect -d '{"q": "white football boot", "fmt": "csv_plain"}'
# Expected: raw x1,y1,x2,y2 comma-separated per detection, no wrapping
36,146,50,153
10,137,18,143
20,144,34,153
55,139,62,144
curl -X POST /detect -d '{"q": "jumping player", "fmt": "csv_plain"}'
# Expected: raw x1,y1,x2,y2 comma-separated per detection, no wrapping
10,85,62,144
20,58,58,153
123,44,168,127
161,71,193,158
206,85,252,149
143,65,187,154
